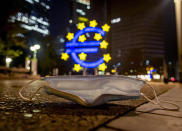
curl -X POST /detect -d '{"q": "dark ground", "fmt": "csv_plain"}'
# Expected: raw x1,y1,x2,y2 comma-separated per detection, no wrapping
0,80,175,131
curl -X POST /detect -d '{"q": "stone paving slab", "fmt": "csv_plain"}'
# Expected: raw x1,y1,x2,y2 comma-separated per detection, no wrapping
0,80,177,131
107,111,182,131
136,86,182,118
106,85,182,131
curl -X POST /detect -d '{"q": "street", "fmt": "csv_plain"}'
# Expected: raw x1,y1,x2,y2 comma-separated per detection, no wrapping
0,79,180,131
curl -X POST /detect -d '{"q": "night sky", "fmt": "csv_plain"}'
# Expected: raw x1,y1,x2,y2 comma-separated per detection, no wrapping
49,0,71,37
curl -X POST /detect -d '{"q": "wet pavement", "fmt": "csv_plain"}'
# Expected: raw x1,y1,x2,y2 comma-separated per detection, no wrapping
0,79,178,131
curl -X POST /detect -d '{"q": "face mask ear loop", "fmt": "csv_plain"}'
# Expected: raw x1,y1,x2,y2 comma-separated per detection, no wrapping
140,84,179,111
18,78,44,102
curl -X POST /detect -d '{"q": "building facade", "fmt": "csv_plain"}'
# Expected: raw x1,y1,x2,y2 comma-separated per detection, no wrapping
92,0,171,75
57,0,91,56
9,0,51,37
70,0,91,24
110,0,166,75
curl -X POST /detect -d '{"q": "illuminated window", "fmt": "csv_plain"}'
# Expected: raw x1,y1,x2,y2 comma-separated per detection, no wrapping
17,12,23,21
76,0,90,5
34,0,39,2
16,33,24,38
9,16,16,22
31,16,37,20
25,0,34,4
29,19,36,24
21,24,49,35
111,18,121,24
76,9,86,16
87,5,90,9
60,38,65,43
22,16,29,23
46,5,50,9
146,60,150,65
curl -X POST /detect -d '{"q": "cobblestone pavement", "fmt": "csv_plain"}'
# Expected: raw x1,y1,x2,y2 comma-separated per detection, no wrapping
0,79,178,131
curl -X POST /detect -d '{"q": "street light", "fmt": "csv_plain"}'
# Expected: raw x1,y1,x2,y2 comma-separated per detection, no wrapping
30,44,40,59
30,44,40,76
5,57,12,68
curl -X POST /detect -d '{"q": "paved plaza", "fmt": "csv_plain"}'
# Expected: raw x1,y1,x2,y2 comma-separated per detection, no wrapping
0,80,181,131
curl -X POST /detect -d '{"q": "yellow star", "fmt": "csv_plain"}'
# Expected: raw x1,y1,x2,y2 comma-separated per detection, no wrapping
61,53,69,61
79,52,87,61
103,54,111,63
73,64,82,72
78,35,86,42
150,67,154,71
77,23,86,30
66,32,74,41
102,24,110,32
99,63,107,72
94,33,102,41
100,40,108,49
89,20,98,27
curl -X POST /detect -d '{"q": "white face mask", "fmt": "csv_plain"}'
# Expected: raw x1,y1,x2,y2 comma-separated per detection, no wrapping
44,76,145,106
19,75,179,110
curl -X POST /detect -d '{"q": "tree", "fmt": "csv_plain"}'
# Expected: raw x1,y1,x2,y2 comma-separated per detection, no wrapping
38,36,59,76
0,0,27,66
0,22,27,68
1,22,26,57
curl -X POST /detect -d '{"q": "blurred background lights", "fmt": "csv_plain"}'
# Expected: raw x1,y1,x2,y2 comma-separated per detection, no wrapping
60,38,65,43
5,57,12,68
153,74,160,80
34,44,40,50
111,18,121,24
146,60,150,65
171,77,175,82
30,44,40,58
69,19,73,24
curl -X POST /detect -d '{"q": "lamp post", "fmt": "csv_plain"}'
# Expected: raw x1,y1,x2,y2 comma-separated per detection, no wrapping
174,0,182,82
30,44,40,76
5,57,12,68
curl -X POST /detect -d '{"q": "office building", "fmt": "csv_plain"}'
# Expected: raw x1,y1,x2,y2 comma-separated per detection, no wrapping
92,0,169,75
70,0,91,24
8,0,51,36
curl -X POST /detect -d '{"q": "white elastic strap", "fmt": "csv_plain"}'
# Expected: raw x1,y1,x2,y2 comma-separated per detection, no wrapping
140,84,179,111
18,79,42,101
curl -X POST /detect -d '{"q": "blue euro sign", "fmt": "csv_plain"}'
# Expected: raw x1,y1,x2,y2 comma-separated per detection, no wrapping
65,27,106,68
149,69,156,79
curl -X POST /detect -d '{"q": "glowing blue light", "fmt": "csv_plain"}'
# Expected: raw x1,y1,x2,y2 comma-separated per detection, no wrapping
149,69,156,79
66,41,101,47
65,27,106,68
65,48,98,54
72,53,104,68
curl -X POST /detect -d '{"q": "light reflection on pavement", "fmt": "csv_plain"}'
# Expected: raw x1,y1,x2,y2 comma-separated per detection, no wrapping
0,79,177,131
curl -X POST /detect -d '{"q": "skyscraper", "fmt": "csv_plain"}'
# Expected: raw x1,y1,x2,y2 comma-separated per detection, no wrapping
92,0,170,75
70,0,91,24
9,0,51,36
56,0,91,55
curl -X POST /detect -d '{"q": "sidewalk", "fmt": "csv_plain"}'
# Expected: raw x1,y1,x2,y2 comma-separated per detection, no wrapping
97,83,182,131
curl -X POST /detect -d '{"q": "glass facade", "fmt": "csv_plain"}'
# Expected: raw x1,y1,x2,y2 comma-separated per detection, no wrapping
9,0,51,36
